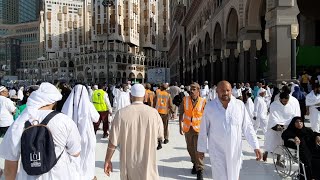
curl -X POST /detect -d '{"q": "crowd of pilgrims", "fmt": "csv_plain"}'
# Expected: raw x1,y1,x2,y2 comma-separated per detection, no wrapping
0,77,320,179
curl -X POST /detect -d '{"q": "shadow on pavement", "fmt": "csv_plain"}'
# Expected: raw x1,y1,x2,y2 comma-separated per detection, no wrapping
158,165,197,180
173,147,187,150
160,156,190,163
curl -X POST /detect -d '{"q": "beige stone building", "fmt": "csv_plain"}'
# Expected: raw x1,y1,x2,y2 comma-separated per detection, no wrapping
169,0,320,85
74,0,169,84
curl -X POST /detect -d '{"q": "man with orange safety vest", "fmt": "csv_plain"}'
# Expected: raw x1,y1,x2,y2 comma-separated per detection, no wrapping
179,83,206,180
144,83,155,107
154,83,173,150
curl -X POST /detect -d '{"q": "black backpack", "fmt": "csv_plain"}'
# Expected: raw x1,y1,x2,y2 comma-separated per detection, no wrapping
21,111,63,175
173,92,185,106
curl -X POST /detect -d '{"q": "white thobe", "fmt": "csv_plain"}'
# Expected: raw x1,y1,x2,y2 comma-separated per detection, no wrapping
115,91,131,112
264,98,301,152
232,88,242,98
200,89,209,99
197,97,259,180
208,88,217,101
306,90,320,132
17,89,24,100
62,85,100,180
245,98,254,121
253,96,268,134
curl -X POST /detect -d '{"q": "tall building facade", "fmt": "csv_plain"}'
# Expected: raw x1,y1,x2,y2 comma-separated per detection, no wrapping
169,0,320,85
37,0,90,82
0,0,19,24
73,0,170,84
0,37,21,77
19,0,42,23
0,21,40,79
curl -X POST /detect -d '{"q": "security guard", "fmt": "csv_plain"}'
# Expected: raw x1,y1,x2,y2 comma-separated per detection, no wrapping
179,83,206,180
144,83,155,107
92,83,112,138
154,83,173,150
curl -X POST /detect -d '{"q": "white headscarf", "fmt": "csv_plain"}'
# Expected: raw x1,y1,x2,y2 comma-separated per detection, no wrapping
61,85,99,133
61,84,99,179
26,82,62,120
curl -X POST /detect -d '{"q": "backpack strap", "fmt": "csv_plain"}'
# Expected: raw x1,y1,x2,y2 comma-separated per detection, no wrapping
24,121,32,129
41,111,60,126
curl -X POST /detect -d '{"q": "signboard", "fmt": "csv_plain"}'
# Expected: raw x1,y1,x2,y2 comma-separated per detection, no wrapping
147,68,170,84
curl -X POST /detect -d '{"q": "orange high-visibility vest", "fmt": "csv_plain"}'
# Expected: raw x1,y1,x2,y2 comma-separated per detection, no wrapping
182,96,206,133
155,90,170,114
144,89,155,106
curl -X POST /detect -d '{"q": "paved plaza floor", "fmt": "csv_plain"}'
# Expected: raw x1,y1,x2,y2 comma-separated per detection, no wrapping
95,119,283,180
0,119,293,180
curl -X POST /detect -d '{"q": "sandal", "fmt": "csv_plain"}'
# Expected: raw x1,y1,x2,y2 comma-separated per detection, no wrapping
263,152,268,162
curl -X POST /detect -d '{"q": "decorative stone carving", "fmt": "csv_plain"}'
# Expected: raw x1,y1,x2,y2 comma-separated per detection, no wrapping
256,40,262,50
291,24,299,39
243,40,251,51
224,49,230,58
265,29,270,42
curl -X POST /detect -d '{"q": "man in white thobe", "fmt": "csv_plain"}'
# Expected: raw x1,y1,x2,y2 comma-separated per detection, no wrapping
197,81,261,180
104,84,164,180
62,84,100,180
17,87,24,101
114,84,131,112
263,92,301,161
0,86,16,137
208,85,217,101
306,84,320,132
0,82,81,180
232,83,242,99
253,88,268,134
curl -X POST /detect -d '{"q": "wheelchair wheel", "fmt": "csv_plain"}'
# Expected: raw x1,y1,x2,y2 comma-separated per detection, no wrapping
273,145,294,178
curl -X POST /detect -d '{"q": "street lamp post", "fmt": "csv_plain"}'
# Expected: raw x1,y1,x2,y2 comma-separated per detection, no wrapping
102,0,114,84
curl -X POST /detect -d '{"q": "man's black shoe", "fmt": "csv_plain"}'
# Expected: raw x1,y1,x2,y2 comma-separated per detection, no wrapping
197,170,203,180
191,165,197,174
157,141,162,150
163,139,169,144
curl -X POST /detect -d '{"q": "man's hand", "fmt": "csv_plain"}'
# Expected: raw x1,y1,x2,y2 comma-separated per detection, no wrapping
294,137,301,145
197,152,205,160
179,125,184,135
104,161,113,176
254,149,262,161
315,136,320,145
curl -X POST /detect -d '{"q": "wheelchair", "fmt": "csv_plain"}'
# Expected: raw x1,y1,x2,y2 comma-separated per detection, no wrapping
272,139,307,179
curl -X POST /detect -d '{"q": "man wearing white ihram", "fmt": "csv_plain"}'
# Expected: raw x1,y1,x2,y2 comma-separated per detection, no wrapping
0,82,81,180
197,80,262,180
62,84,100,180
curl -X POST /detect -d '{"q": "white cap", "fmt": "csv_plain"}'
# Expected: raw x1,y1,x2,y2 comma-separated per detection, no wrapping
258,88,266,94
204,81,208,84
180,85,185,89
131,84,145,97
0,86,7,92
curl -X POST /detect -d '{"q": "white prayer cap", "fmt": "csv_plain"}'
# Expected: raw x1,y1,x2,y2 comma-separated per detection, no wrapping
26,82,62,114
131,84,145,97
204,81,208,84
0,86,7,92
258,88,266,94
180,85,185,89
281,81,287,85
93,85,98,90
